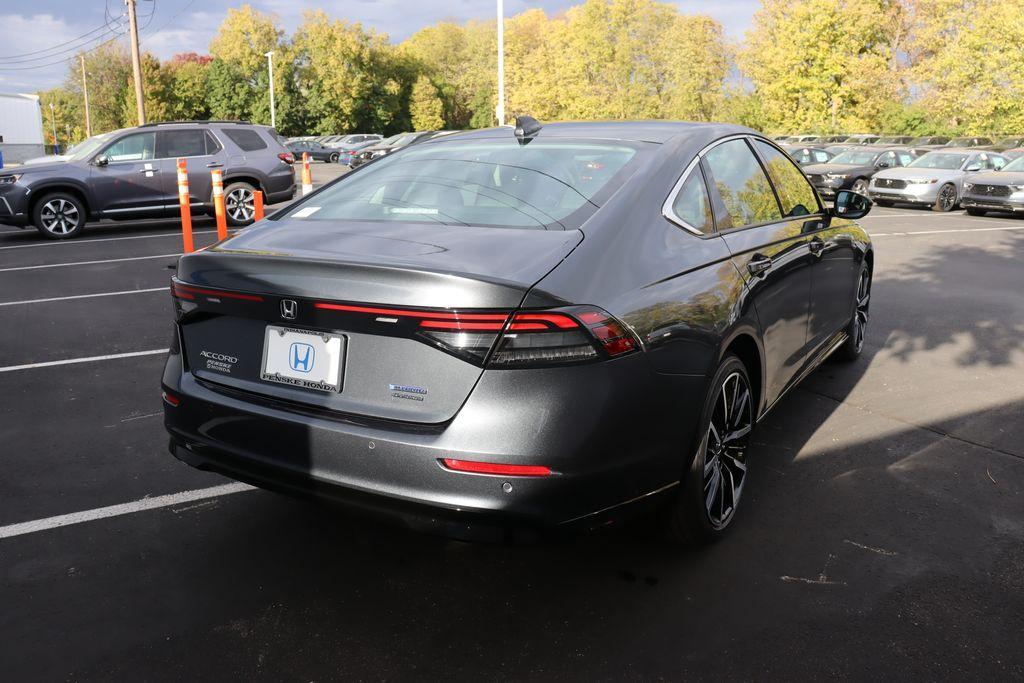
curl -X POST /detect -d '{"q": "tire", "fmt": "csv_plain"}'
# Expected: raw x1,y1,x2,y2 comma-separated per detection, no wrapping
834,263,871,362
329,152,339,164
851,178,869,195
32,192,86,239
932,183,957,212
664,354,754,545
965,207,986,216
223,181,258,226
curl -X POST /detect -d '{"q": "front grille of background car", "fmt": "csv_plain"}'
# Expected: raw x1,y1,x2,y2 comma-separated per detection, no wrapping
877,178,907,189
807,174,824,184
972,184,1011,197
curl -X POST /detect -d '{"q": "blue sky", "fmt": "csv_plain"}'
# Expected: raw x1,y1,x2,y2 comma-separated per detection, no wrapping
0,0,760,92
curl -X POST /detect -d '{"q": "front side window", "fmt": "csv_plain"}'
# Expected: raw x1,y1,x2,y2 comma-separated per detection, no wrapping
703,139,782,229
670,166,713,233
755,141,818,218
103,132,155,162
285,138,643,230
814,151,831,162
897,151,915,166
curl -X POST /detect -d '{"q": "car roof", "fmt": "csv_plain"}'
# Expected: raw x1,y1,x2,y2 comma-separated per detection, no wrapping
445,121,755,145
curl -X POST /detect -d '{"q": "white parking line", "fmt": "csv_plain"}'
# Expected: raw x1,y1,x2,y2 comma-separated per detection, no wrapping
871,225,1024,237
0,230,215,251
0,253,180,273
0,348,168,373
0,287,167,307
0,483,256,540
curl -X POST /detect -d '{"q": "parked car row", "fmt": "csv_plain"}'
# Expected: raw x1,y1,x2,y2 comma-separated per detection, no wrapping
776,133,1024,153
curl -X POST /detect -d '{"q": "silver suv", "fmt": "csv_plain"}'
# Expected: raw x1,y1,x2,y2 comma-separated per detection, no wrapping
0,120,296,239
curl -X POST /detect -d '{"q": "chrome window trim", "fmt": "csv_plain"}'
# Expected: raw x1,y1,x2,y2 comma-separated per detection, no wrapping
661,154,708,236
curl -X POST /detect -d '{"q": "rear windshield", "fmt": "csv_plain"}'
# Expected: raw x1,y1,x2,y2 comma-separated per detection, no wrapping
909,153,967,169
830,150,878,165
286,138,642,229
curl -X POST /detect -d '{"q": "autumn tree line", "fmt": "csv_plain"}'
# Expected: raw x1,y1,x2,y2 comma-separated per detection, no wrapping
38,0,1024,147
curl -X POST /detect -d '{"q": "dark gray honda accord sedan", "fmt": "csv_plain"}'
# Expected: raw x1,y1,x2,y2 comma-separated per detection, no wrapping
163,119,874,544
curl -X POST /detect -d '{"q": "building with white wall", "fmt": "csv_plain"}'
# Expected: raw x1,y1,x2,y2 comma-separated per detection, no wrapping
0,93,45,164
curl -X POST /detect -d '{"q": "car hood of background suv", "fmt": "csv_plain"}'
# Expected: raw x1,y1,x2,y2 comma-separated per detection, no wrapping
965,170,1024,185
872,166,965,182
803,162,873,176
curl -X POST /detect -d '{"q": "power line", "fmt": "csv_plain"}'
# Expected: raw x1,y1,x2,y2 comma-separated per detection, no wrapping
140,0,197,45
0,17,126,63
0,27,128,72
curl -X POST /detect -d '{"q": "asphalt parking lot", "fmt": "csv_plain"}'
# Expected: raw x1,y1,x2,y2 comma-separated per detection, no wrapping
1,166,1022,679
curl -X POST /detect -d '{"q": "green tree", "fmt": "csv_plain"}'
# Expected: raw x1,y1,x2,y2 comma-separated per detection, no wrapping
64,41,133,134
740,0,906,133
410,75,445,129
164,53,213,121
38,88,84,147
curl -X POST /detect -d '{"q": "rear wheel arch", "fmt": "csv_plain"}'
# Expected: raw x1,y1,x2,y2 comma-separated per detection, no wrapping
720,331,763,418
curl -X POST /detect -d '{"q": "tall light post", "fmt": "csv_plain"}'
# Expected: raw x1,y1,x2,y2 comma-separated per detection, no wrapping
48,102,58,151
495,0,505,126
265,51,276,129
80,55,92,137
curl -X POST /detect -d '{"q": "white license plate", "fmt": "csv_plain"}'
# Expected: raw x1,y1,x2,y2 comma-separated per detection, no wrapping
261,325,345,392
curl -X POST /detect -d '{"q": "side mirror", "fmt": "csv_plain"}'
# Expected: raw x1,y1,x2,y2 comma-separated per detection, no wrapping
94,155,109,167
876,161,891,168
831,189,871,220
964,164,981,172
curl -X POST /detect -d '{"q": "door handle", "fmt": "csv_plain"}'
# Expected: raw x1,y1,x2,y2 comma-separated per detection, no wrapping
206,162,223,168
138,168,159,174
747,254,772,277
809,238,828,257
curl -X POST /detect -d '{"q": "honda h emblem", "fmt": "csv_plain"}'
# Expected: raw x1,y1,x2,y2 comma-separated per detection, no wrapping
280,299,297,320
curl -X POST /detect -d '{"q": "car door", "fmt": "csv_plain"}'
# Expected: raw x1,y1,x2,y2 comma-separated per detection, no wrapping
704,137,817,405
89,131,169,217
753,140,860,355
158,129,222,211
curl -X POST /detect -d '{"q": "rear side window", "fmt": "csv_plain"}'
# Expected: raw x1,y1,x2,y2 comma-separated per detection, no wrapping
222,128,268,152
161,130,207,158
104,132,156,162
670,167,713,234
703,139,782,229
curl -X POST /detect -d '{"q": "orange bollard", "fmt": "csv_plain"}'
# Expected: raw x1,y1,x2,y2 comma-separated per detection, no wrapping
301,152,313,195
253,189,264,221
176,158,194,254
211,169,228,240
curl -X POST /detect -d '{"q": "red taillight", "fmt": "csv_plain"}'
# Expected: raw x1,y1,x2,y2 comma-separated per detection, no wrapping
172,283,264,302
278,152,295,164
162,390,180,406
442,458,551,477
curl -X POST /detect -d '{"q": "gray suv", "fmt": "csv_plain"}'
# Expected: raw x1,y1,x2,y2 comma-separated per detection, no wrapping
0,120,296,239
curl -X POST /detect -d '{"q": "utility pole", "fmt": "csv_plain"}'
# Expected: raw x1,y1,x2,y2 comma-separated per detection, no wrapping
265,51,276,129
126,0,146,125
80,55,92,137
496,0,505,126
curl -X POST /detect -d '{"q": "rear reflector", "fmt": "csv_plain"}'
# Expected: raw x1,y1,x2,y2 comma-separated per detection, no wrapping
162,390,180,406
442,458,552,477
172,283,264,302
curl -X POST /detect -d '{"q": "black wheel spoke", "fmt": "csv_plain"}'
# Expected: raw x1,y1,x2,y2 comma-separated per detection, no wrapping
702,370,752,530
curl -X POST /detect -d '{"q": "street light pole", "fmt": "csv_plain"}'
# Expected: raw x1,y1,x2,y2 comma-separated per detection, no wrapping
265,51,276,129
126,0,146,125
496,0,505,126
48,102,58,152
80,55,92,137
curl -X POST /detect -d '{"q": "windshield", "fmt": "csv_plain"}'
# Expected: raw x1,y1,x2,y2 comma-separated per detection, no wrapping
829,150,879,165
68,133,116,161
285,138,642,230
995,138,1023,148
377,133,406,147
909,153,968,170
1002,156,1024,172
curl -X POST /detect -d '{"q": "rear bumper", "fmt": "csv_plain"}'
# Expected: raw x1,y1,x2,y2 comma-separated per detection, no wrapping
162,346,704,539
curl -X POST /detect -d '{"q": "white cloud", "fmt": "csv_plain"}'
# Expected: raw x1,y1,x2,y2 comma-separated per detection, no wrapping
0,13,102,92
